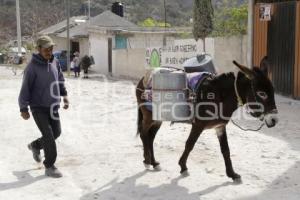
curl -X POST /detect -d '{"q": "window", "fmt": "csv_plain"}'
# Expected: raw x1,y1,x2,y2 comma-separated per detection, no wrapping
115,35,127,49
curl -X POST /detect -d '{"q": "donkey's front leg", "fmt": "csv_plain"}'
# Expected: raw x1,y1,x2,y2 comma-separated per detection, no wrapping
216,126,241,182
179,124,203,175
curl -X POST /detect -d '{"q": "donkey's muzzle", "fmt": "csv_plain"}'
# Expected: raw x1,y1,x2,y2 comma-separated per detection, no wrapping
264,110,278,128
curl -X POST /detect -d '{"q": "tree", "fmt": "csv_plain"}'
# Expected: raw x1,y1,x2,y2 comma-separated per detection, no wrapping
212,5,248,36
138,18,171,27
193,0,214,52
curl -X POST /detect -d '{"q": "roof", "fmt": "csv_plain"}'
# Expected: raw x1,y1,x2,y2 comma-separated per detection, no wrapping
90,11,137,28
38,16,88,35
57,23,89,38
57,11,138,38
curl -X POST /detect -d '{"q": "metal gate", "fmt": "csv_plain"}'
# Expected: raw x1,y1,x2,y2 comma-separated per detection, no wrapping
295,2,300,99
267,1,297,96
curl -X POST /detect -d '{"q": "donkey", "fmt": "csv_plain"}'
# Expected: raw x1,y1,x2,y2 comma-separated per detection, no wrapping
135,61,278,182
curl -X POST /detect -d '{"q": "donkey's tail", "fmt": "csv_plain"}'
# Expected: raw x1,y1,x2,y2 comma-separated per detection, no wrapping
136,107,143,136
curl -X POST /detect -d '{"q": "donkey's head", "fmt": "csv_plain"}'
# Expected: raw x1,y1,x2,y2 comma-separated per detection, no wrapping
233,61,278,128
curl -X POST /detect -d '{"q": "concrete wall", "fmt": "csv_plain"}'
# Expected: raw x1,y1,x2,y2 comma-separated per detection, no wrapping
89,33,111,74
112,49,146,79
127,34,173,48
51,36,67,52
51,36,90,58
214,35,248,73
112,35,248,79
89,29,248,77
89,32,173,74
79,38,89,57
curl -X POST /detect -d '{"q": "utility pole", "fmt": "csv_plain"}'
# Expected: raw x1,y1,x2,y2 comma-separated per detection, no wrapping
67,0,70,76
163,0,167,46
88,0,91,56
88,0,91,24
163,0,167,29
16,0,22,55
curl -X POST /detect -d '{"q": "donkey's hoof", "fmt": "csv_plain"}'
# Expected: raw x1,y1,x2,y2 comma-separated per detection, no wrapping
233,176,242,184
180,170,190,177
231,174,242,183
153,165,162,171
144,163,151,169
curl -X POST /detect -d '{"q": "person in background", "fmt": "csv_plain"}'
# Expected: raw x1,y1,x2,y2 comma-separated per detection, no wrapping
80,55,92,79
18,35,69,178
73,52,80,77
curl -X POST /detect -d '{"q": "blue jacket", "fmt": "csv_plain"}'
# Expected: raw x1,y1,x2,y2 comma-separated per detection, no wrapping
18,53,67,112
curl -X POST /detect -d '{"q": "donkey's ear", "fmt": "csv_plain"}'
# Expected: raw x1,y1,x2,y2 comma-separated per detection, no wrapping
259,56,269,77
233,60,255,79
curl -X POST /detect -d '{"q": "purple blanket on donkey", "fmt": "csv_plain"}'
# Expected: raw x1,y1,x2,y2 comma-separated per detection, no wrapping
186,72,211,91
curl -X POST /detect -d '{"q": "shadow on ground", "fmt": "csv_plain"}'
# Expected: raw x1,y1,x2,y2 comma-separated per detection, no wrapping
80,170,237,200
0,168,46,191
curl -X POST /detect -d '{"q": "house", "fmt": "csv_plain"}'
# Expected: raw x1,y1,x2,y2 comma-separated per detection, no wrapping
88,10,180,75
38,8,186,77
251,0,300,98
38,16,88,56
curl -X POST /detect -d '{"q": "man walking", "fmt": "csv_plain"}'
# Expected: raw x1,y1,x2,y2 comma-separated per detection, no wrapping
18,35,69,178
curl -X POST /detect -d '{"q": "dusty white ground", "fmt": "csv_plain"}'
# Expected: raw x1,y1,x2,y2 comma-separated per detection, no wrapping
0,66,300,200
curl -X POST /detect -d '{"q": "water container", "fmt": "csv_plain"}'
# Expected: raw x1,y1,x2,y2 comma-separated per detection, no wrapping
183,54,216,73
152,69,191,121
111,2,124,17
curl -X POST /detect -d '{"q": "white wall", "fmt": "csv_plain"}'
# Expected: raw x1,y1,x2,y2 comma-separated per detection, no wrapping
79,38,89,57
89,33,110,74
89,29,249,77
214,35,248,73
112,48,146,79
89,32,173,75
51,36,67,52
127,33,173,49
112,35,248,79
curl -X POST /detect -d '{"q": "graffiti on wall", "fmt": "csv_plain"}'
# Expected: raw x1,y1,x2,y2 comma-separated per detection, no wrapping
146,48,162,68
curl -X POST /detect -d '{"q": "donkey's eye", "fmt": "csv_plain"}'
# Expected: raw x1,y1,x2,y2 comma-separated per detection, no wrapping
257,91,268,100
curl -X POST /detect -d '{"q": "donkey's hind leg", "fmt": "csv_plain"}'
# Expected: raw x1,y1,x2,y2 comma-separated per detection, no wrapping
148,122,162,170
216,126,241,182
179,124,203,175
140,120,153,169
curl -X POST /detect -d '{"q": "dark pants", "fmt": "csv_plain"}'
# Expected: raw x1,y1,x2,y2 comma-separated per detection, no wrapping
31,110,61,168
83,69,88,78
74,66,80,77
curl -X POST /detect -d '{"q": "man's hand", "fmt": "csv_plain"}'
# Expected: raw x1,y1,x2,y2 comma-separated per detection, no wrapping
63,96,69,110
21,112,30,120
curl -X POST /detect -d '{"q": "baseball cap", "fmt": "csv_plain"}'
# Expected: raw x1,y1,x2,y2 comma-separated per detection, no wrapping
36,35,55,48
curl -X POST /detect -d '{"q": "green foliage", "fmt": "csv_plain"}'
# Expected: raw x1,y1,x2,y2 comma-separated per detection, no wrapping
138,18,171,28
25,43,35,51
178,32,193,39
212,4,248,36
193,0,214,41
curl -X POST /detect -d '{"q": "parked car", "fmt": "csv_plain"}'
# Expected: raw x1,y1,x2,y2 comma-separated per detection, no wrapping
53,50,67,71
